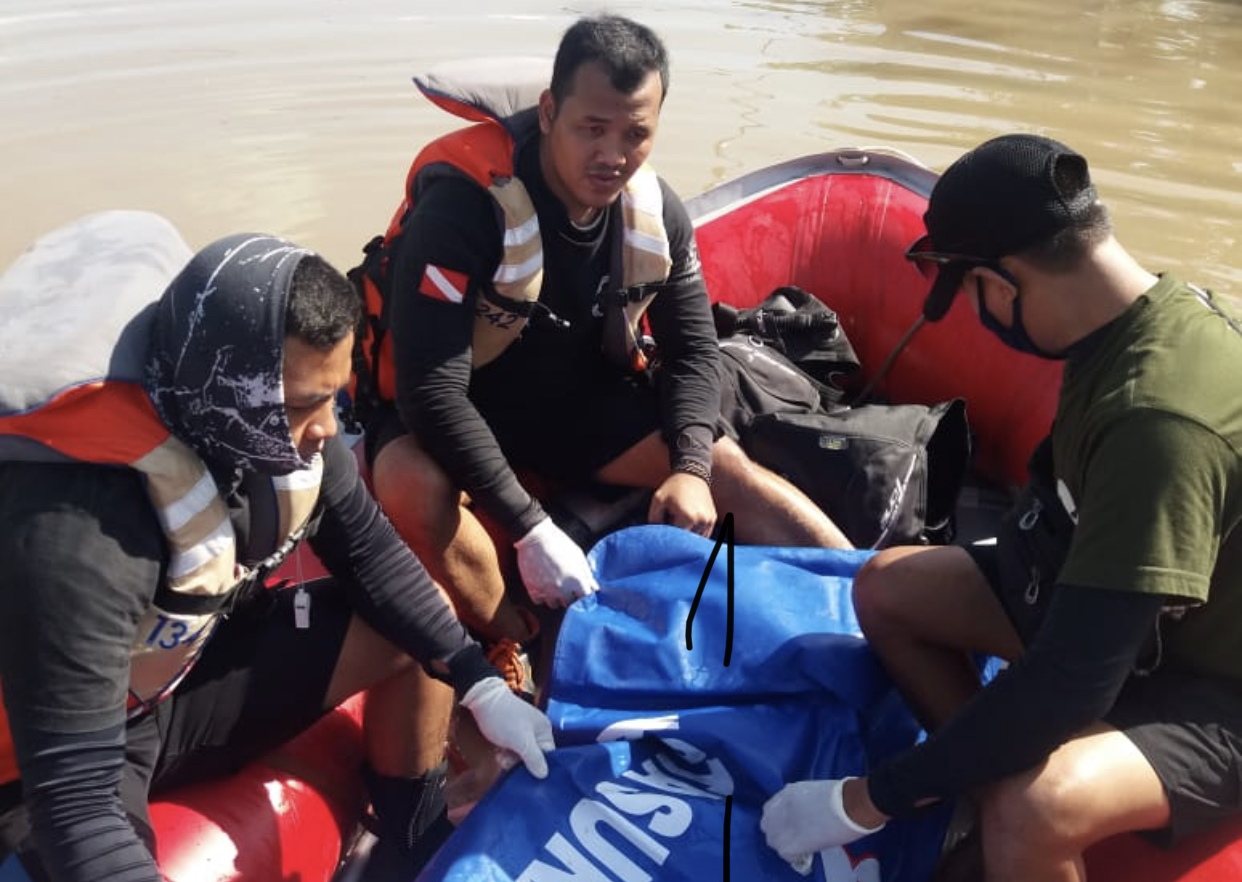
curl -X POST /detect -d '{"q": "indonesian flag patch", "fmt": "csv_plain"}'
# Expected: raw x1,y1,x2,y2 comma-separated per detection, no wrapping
418,264,468,304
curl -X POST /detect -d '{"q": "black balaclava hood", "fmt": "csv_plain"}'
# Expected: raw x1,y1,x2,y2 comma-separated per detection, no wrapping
145,233,313,478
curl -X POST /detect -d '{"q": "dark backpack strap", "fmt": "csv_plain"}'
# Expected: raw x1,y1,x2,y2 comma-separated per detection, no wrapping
344,234,391,432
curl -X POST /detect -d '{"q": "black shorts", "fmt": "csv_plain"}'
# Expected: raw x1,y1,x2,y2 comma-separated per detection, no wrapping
964,543,1030,637
148,575,351,793
966,543,1242,845
368,368,662,482
487,367,661,478
1105,671,1242,845
0,577,352,874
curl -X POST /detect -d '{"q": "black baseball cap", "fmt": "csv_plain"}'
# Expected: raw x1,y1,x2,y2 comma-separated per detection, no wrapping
912,134,1098,321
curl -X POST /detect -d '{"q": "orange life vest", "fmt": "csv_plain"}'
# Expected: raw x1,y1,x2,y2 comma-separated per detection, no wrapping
0,211,322,786
350,59,673,422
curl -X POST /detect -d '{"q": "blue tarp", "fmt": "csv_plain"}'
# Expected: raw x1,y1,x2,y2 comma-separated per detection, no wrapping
0,855,32,882
419,525,951,882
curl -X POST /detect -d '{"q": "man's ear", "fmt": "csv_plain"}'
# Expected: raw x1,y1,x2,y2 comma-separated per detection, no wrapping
538,89,556,134
975,264,1019,301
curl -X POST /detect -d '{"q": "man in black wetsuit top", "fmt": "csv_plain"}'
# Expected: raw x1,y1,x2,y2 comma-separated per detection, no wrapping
0,212,554,882
361,14,853,675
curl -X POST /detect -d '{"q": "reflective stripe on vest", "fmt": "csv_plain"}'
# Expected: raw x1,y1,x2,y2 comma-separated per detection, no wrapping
359,90,674,403
0,211,323,784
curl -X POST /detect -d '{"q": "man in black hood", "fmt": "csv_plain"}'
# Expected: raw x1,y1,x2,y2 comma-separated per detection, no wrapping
0,211,552,882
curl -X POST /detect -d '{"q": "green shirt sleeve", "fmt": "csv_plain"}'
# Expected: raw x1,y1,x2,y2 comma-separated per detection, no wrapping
1060,409,1233,604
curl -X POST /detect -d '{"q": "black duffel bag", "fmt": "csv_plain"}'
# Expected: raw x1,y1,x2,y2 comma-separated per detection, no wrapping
741,399,971,549
714,295,973,550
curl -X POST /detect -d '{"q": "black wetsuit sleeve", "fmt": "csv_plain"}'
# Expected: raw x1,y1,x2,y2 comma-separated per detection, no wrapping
18,724,160,882
307,434,498,692
645,181,721,473
388,175,547,539
866,583,1166,817
0,463,164,882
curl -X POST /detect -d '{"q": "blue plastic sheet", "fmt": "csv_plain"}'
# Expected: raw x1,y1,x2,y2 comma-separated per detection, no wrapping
420,525,951,882
0,854,32,882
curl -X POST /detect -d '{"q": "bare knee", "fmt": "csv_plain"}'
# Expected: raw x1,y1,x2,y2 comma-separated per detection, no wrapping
852,548,921,635
981,768,1084,871
982,726,1171,877
372,435,460,537
853,545,1007,648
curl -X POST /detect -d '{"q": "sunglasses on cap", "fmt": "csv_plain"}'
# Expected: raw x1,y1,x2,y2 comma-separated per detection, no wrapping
903,234,1000,279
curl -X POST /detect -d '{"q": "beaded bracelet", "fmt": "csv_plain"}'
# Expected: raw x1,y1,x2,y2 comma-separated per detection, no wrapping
673,459,713,486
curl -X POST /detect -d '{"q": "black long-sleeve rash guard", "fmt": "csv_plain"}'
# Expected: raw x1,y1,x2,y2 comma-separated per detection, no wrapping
0,433,495,882
308,433,496,688
388,137,721,540
867,583,1167,816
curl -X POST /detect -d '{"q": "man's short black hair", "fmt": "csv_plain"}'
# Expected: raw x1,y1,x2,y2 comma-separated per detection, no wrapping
285,254,362,349
1021,200,1113,273
550,14,670,105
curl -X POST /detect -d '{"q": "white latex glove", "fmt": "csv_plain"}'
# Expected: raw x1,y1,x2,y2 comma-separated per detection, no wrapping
760,778,886,875
514,517,600,607
460,677,555,779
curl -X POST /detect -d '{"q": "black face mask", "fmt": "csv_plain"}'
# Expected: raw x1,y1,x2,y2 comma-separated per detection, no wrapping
975,278,1066,360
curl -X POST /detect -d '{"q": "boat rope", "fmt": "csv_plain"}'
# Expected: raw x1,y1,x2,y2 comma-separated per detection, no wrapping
850,315,925,406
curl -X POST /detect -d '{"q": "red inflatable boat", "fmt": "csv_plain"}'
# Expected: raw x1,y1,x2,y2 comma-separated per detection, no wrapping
144,147,1242,882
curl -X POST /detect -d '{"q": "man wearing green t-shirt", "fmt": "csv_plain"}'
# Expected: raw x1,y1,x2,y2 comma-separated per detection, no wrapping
759,133,1242,879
